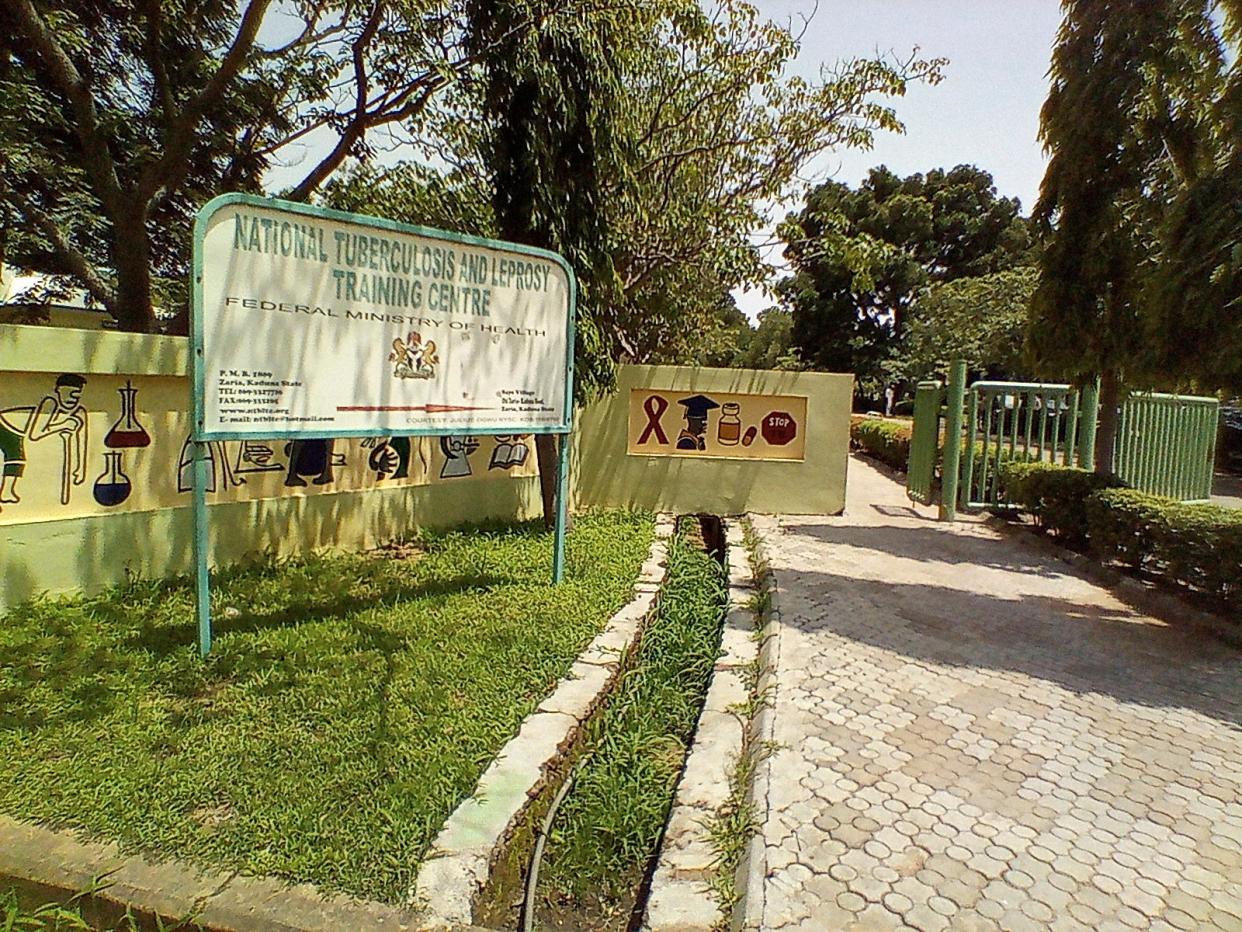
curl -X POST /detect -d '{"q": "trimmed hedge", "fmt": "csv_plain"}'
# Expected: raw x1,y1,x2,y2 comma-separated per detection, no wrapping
850,417,913,472
1088,489,1242,608
998,461,1123,546
999,461,1242,614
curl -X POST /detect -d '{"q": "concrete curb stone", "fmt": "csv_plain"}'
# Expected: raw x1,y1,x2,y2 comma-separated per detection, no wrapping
733,513,782,932
411,514,675,928
643,516,772,932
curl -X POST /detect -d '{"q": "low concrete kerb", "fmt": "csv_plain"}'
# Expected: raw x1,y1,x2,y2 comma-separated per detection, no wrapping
0,814,427,932
732,514,781,932
411,514,675,929
642,517,766,932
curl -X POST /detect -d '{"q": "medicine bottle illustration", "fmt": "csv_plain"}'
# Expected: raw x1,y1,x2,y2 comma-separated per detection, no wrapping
717,402,742,445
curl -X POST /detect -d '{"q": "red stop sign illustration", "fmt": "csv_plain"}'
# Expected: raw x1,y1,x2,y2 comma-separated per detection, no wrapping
762,411,798,445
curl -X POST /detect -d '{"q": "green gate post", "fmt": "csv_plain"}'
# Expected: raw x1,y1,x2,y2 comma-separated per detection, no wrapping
959,388,979,512
940,360,967,521
1079,378,1100,472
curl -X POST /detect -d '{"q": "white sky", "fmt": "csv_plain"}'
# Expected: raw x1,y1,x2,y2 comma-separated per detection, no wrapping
735,0,1063,319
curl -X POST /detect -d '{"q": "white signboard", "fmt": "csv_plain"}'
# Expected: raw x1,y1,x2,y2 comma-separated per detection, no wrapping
191,195,574,440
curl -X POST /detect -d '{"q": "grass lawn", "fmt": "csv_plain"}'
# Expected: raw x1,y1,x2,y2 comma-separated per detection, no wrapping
2,887,93,931
535,524,726,928
0,512,653,905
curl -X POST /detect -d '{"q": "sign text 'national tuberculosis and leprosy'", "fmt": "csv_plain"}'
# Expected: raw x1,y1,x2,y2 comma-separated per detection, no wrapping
194,197,574,440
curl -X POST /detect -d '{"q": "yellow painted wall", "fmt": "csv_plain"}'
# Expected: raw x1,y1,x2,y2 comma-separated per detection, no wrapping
0,325,541,611
575,365,853,515
1,329,855,612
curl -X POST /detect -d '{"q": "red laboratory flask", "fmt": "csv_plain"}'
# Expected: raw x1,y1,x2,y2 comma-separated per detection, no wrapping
104,380,151,449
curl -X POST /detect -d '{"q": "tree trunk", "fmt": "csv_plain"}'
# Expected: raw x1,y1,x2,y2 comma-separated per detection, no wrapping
111,207,157,333
534,433,559,529
1094,368,1121,475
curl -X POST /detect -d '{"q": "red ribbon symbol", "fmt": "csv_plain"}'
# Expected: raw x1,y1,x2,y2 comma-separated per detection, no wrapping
638,394,670,445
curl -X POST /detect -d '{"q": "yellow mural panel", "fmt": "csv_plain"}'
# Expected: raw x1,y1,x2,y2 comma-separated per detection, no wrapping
0,368,538,527
625,388,807,461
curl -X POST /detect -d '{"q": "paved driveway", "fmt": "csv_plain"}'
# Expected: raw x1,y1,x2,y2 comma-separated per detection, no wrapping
1213,471,1242,509
747,457,1242,931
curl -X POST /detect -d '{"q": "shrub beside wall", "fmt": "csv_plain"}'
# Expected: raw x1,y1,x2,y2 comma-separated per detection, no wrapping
999,462,1241,615
850,417,913,472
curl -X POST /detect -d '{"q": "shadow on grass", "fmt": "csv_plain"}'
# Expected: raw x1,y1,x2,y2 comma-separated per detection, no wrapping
122,571,509,658
0,567,510,732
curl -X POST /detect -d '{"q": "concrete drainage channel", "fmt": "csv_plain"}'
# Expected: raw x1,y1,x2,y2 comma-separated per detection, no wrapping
0,514,775,932
415,512,773,932
412,514,678,929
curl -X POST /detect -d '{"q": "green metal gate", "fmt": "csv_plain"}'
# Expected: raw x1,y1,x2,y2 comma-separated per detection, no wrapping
1115,393,1218,501
962,380,1097,510
906,381,943,505
905,362,1221,516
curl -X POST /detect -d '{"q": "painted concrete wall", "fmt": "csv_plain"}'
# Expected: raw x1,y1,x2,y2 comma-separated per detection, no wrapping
575,365,853,515
1,328,854,611
0,324,541,611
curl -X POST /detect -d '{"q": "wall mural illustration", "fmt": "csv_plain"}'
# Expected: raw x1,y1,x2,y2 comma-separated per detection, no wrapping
489,435,530,470
0,373,89,507
675,394,720,451
92,379,153,507
177,437,244,493
234,440,284,477
364,436,413,480
94,451,132,506
439,436,479,479
627,389,808,462
104,380,151,448
283,439,344,487
0,370,538,526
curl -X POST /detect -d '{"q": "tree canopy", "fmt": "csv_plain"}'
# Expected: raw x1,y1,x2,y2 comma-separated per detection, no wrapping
1143,1,1242,392
1030,0,1238,467
0,0,946,403
894,266,1036,385
0,0,516,330
777,164,1030,387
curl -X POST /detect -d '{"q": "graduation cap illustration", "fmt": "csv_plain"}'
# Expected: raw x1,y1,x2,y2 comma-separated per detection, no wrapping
676,394,720,450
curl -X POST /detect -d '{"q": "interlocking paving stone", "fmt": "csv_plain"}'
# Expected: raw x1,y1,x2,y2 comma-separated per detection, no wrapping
750,456,1242,930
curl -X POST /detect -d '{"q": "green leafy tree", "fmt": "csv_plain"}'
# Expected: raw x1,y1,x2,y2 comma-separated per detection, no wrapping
0,0,496,332
1031,0,1226,470
778,165,1030,388
1144,1,1242,393
356,2,942,366
602,6,943,363
679,295,753,368
737,307,800,370
895,266,1036,384
465,0,632,523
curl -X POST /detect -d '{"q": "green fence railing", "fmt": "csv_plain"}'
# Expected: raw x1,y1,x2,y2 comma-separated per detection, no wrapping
904,364,1219,518
963,381,1096,510
906,381,943,506
1114,392,1218,501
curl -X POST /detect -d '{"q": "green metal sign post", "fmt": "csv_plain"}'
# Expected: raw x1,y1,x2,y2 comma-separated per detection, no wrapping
190,194,576,658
